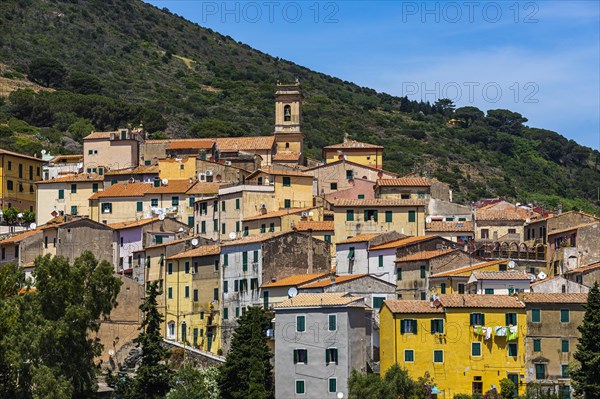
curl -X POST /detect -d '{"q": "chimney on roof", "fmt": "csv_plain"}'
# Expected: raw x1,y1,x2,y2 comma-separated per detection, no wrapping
462,296,466,306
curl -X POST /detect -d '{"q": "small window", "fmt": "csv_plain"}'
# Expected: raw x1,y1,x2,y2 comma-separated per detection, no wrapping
71,184,77,194
324,235,332,243
167,287,173,299
295,380,305,395
420,265,426,279
458,283,465,294
472,342,482,357
508,343,518,357
440,283,446,294
385,210,393,223
485,288,495,295
172,196,179,206
223,308,229,320
330,182,338,190
151,198,159,207
373,297,385,309
408,210,416,223
533,339,541,352
293,349,308,364
58,189,64,199
531,308,541,323
136,201,143,212
282,176,291,187
325,348,338,365
404,349,415,362
378,255,384,268
284,199,291,208
431,319,444,334
470,313,485,326
168,263,173,275
433,350,444,363
184,286,190,298
296,316,305,332
92,183,98,193
70,205,78,215
213,288,218,301
269,223,275,232
561,339,569,353
358,194,365,199
235,198,240,209
328,315,337,331
328,378,337,393
505,313,517,325
260,224,266,233
346,170,353,180
346,210,354,221
184,262,190,274
397,268,403,281
560,309,570,323
561,364,569,378
401,319,417,334
401,193,410,199
535,364,546,380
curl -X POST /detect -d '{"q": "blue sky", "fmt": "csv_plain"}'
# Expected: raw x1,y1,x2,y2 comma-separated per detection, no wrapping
147,1,600,149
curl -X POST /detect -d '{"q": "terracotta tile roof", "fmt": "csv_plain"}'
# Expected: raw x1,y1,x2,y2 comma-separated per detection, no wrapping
261,273,329,288
475,208,529,221
108,217,159,230
219,231,290,247
89,182,151,199
369,235,437,250
431,259,508,278
186,182,223,195
376,178,430,187
471,271,530,281
299,274,368,289
329,198,425,207
305,159,399,177
522,293,588,304
0,229,40,245
132,235,203,252
275,293,364,308
384,300,444,314
394,249,458,262
167,139,215,150
248,166,313,178
295,221,335,232
49,154,83,163
324,209,334,216
337,233,383,244
565,262,600,274
83,131,113,140
148,179,196,194
273,151,301,161
215,136,275,151
439,294,525,308
426,221,474,232
243,207,313,222
547,222,599,237
104,165,159,176
37,173,103,184
0,149,44,162
167,244,221,260
323,140,383,150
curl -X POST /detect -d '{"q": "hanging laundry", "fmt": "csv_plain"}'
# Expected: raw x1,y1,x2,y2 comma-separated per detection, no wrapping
507,325,518,341
484,327,492,341
494,326,507,337
475,326,484,335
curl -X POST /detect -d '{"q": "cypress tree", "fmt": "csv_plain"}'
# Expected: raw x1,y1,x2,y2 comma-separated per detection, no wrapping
219,307,274,399
572,282,600,398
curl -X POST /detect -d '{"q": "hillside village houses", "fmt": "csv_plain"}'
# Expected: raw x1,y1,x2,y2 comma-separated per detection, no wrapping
0,81,599,398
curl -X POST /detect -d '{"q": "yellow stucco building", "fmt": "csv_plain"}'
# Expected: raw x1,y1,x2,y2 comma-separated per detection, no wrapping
0,149,44,212
380,294,526,397
165,245,222,355
158,157,197,180
323,139,383,168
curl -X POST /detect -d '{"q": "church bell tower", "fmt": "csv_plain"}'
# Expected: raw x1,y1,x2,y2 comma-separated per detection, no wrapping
273,80,304,163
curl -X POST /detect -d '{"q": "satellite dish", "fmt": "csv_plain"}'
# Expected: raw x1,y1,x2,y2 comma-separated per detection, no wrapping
229,232,237,240
161,178,169,186
337,393,344,399
191,238,199,247
527,273,537,282
41,149,47,155
287,287,298,298
178,227,184,232
308,211,314,217
29,223,37,230
537,272,547,280
108,349,115,357
158,213,166,221
426,217,432,223
508,260,516,269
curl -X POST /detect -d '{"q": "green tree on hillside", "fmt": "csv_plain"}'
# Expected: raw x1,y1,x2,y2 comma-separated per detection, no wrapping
28,58,66,88
219,306,274,399
572,282,600,398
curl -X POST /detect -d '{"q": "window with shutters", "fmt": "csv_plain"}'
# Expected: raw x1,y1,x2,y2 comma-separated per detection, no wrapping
242,251,248,271
560,309,570,323
253,250,258,263
401,319,417,334
184,286,190,298
201,221,206,234
243,226,248,236
440,283,446,294
470,313,485,326
58,189,64,199
458,283,465,294
508,343,518,357
184,262,190,274
324,235,331,243
378,255,384,268
214,219,218,231
328,378,337,393
71,206,78,215
404,349,415,362
385,210,393,223
269,223,275,232
234,280,239,292
167,263,173,275
296,316,306,332
472,342,482,357
535,364,546,380
373,297,385,309
397,268,403,281
213,288,218,300
561,339,569,352
346,210,354,221
284,199,291,208
505,312,517,325
293,349,308,364
92,183,98,193
236,221,240,232
561,364,569,377
330,182,337,190
235,198,240,209
260,224,266,233
167,287,173,299
485,288,495,295
328,315,337,331
420,265,426,278
408,210,416,222
221,223,226,234
295,380,305,395
282,177,291,187
533,339,541,352
325,348,338,365
433,350,444,363
431,319,444,334
531,308,541,322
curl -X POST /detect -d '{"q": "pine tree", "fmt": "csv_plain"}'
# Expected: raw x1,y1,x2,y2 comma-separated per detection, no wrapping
219,307,274,399
126,281,173,399
572,282,600,398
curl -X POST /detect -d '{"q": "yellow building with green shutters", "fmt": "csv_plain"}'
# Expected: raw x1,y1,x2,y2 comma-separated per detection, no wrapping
380,294,527,397
165,244,223,355
0,149,44,212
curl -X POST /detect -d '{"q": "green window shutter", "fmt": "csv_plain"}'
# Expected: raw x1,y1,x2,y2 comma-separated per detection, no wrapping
71,184,77,194
385,210,393,222
326,349,330,364
235,221,240,232
70,205,78,215
284,199,291,208
400,320,406,334
92,183,98,193
223,308,228,319
242,252,248,271
560,309,569,322
373,297,385,309
324,235,331,243
378,255,383,268
201,221,206,233
293,349,298,364
364,210,369,221
221,223,226,234
485,288,495,295
213,219,218,231
221,201,226,211
357,194,364,199
137,201,143,212
472,342,481,356
188,216,194,227
408,210,416,222
533,339,541,352
243,226,248,236
253,250,258,262
481,314,485,326
329,378,336,393
532,309,541,322
328,315,336,331
297,316,305,332
223,254,228,265
397,268,402,280
283,177,291,187
430,319,435,334
561,340,569,352
434,350,443,363
172,196,179,206
269,223,275,232
413,319,417,334
374,210,378,221
58,189,64,200
235,198,240,209
420,265,426,278
346,210,354,221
